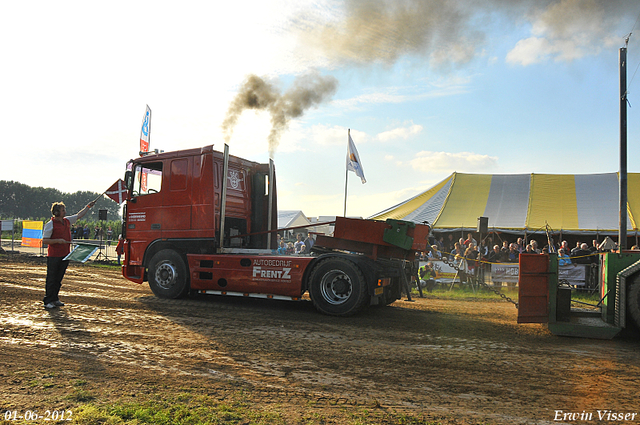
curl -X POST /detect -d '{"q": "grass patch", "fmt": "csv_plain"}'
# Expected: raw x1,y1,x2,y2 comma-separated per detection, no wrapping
26,378,56,389
84,261,122,270
66,392,443,425
571,290,600,302
413,283,601,307
569,290,602,308
68,388,96,403
73,393,284,425
411,285,519,302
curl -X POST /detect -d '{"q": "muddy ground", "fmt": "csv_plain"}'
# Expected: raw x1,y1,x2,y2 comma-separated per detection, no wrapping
1,254,640,424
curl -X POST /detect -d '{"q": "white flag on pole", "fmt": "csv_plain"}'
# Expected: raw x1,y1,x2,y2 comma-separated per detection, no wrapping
346,131,366,184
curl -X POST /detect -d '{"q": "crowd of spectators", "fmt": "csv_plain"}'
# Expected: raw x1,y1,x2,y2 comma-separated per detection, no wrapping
415,233,640,289
276,232,315,255
420,232,634,267
69,225,116,241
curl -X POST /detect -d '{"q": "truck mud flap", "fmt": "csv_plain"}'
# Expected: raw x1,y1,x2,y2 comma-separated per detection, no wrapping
122,265,145,284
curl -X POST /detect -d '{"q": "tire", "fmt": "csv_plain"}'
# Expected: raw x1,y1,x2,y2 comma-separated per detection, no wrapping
148,249,189,299
627,276,640,330
308,257,369,316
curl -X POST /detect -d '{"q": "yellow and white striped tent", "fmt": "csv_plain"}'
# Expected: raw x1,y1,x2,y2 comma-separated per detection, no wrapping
370,172,640,234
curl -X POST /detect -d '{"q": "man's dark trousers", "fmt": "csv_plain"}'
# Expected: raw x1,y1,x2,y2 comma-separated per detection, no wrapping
44,257,69,305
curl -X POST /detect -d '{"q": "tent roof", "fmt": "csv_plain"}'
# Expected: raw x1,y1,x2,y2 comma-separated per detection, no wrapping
369,172,640,234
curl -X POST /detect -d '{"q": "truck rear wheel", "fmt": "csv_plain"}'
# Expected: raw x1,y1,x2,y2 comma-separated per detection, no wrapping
148,249,189,299
627,276,640,329
308,257,368,316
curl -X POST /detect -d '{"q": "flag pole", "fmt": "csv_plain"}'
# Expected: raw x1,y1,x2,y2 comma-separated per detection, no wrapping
91,191,106,204
344,167,349,217
343,129,350,217
147,105,152,154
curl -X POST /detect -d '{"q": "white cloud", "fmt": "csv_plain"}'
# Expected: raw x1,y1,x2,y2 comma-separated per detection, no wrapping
409,151,498,173
333,80,470,111
288,122,422,150
506,37,551,66
305,125,368,147
377,124,423,142
384,154,403,167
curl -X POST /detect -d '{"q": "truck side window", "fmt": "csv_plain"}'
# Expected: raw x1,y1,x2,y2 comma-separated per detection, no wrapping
132,162,163,196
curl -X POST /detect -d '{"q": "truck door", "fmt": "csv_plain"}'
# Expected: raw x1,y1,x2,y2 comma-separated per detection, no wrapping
126,162,164,263
161,158,191,233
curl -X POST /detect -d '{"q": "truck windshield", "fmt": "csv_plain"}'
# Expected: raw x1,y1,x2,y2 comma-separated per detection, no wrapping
132,162,163,196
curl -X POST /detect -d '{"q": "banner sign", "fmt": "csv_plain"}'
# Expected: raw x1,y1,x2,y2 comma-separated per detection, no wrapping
139,104,151,192
63,243,99,263
21,220,43,247
559,264,587,286
420,260,588,286
140,104,151,154
419,260,459,283
490,263,520,284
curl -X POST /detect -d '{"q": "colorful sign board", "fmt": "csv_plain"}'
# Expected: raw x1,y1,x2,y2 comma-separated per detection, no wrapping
21,221,43,247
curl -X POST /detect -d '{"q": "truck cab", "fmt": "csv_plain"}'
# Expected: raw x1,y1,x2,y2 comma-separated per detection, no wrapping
121,145,276,287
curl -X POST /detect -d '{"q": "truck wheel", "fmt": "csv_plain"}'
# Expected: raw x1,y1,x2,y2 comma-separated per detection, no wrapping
627,276,640,329
148,249,189,299
308,257,369,316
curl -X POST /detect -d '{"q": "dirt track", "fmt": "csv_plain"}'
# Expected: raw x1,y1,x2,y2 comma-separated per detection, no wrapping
1,254,640,424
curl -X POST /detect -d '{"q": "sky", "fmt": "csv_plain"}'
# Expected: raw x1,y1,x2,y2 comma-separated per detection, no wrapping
2,0,640,219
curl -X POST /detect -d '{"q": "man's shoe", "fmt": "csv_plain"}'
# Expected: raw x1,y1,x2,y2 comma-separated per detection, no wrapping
44,302,58,309
53,300,65,306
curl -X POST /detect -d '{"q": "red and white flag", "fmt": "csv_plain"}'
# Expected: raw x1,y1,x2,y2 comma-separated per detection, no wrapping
105,179,127,204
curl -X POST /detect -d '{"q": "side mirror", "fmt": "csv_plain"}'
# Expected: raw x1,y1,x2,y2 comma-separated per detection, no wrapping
124,170,133,189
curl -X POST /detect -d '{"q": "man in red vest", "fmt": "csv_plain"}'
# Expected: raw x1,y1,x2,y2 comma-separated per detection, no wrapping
41,201,95,309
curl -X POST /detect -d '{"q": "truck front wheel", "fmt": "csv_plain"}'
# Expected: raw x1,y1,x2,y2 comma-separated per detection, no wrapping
308,257,368,316
148,249,189,299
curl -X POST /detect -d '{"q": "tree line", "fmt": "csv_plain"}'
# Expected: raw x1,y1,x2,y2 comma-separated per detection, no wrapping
0,180,122,221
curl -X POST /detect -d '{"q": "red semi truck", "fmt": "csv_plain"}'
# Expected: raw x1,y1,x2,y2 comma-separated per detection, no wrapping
121,144,430,316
